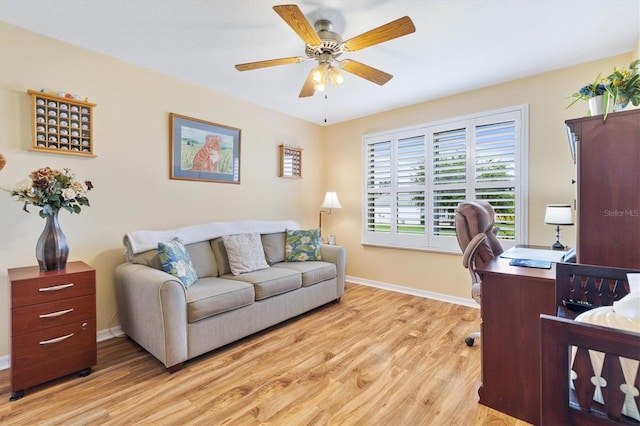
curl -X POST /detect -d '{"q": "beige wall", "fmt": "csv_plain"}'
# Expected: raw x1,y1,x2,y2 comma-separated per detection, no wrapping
0,20,636,360
324,54,633,298
0,23,325,358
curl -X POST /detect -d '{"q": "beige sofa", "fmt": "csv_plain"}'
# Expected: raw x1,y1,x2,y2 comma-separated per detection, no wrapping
115,220,346,371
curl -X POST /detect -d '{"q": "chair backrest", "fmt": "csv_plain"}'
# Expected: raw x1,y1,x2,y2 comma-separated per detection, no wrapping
455,201,504,268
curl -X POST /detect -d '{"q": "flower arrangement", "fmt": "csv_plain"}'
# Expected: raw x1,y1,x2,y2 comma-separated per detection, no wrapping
9,167,93,217
568,59,640,118
606,59,640,109
567,74,607,109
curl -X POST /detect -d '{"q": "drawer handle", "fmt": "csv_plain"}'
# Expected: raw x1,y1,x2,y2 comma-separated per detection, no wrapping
39,308,74,318
39,283,74,292
39,333,74,345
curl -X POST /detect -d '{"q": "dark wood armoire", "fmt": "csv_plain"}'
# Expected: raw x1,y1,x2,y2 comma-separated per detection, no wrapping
565,109,640,269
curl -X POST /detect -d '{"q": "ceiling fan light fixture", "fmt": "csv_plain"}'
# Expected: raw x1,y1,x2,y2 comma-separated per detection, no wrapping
311,64,325,84
328,65,344,86
311,63,328,91
315,78,326,92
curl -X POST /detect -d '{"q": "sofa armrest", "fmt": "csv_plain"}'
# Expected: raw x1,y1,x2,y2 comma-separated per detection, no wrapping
320,244,346,298
114,263,188,369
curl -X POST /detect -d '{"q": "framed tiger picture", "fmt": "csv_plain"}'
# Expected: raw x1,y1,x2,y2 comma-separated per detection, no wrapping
169,113,241,184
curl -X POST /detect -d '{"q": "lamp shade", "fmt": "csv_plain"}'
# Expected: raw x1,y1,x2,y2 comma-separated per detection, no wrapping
320,192,342,209
544,204,573,225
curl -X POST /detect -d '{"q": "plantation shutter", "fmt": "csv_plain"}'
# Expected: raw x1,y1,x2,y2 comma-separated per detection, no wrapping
365,139,392,234
397,135,425,235
362,106,526,251
432,127,467,238
473,119,517,240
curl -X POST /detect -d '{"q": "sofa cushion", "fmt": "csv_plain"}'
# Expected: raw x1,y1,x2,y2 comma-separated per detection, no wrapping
132,248,163,270
262,232,285,265
184,241,218,278
285,228,322,262
222,267,301,300
185,277,255,323
210,238,231,276
272,261,336,287
222,233,270,275
157,238,199,288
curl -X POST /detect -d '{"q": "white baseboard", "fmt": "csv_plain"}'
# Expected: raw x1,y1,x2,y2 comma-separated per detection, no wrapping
97,325,125,342
0,355,8,371
346,275,479,309
0,281,472,372
0,326,125,371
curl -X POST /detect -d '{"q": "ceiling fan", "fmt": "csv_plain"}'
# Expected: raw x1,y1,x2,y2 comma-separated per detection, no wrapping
235,4,416,98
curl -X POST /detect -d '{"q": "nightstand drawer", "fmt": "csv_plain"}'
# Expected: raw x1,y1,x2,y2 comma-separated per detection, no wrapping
11,319,96,391
11,269,95,308
12,294,96,336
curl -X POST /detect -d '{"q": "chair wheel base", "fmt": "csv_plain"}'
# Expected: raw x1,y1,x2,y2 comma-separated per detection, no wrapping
465,337,475,347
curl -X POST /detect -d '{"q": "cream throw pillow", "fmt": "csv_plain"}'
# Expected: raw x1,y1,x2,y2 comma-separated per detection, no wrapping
222,233,269,276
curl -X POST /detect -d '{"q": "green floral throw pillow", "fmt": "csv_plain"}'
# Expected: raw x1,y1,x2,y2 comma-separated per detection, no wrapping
157,238,198,288
285,228,322,262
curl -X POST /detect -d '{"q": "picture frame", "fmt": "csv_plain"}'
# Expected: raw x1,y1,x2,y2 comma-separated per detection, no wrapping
169,113,241,183
279,144,303,178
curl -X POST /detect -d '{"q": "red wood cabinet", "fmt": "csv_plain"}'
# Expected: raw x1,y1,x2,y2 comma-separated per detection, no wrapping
8,261,96,400
566,109,640,268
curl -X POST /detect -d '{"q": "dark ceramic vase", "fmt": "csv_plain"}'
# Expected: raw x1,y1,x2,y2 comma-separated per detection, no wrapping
35,210,69,272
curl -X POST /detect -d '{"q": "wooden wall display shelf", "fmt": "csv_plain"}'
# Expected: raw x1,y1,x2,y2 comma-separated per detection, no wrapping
7,261,97,401
28,90,96,157
279,144,303,178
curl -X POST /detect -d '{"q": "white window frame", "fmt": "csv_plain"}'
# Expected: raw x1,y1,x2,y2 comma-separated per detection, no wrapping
362,105,528,253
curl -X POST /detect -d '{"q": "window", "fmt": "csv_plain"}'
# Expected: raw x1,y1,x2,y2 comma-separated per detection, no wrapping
363,106,528,252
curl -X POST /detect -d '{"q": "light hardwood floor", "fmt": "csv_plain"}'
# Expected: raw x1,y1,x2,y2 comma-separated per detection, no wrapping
0,283,530,425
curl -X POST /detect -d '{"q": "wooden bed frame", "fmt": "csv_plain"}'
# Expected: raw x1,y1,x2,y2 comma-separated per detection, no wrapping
540,262,640,425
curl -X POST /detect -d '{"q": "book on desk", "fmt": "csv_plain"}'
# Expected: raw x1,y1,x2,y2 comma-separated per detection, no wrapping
508,258,552,269
500,246,575,269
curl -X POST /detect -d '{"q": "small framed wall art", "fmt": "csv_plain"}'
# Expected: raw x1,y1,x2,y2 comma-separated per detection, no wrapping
169,113,241,184
279,144,302,178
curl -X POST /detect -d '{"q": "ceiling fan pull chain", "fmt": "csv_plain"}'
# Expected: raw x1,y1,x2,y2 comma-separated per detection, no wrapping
324,94,328,124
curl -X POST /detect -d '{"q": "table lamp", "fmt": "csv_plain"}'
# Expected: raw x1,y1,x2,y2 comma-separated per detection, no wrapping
544,204,573,249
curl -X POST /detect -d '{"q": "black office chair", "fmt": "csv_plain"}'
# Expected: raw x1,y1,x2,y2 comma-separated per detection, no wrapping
455,201,504,346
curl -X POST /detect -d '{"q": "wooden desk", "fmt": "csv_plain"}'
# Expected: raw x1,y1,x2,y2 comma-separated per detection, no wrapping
476,255,557,425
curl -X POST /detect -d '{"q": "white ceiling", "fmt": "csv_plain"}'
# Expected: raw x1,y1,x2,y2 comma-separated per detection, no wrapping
1,0,639,125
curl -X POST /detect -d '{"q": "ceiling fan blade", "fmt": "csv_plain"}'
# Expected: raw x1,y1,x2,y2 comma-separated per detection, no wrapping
299,69,316,98
340,59,392,86
273,4,321,46
342,16,415,52
235,57,304,71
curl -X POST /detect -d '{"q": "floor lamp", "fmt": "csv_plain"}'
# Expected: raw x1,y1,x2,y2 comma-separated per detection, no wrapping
319,192,341,243
544,204,573,249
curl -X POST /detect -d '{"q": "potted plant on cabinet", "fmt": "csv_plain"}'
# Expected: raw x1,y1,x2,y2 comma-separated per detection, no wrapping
567,75,608,116
568,59,640,119
604,59,640,117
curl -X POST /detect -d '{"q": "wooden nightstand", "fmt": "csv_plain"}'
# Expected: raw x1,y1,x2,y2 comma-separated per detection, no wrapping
8,261,96,401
